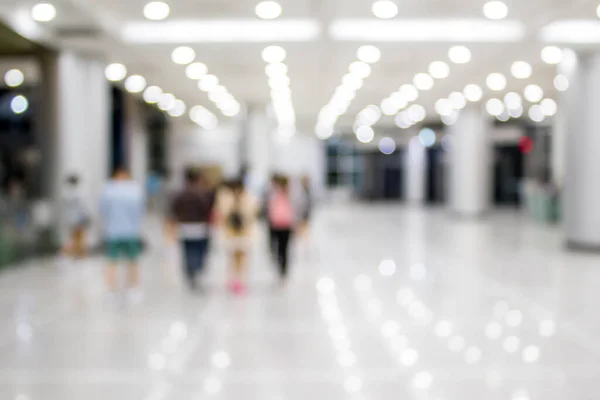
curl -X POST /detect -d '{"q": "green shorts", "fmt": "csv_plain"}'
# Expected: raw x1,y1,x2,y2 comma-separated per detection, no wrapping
105,239,142,261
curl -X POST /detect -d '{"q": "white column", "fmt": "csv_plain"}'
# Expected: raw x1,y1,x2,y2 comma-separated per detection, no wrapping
560,50,600,250
405,135,427,203
54,52,110,230
126,96,149,194
447,106,492,216
246,110,274,195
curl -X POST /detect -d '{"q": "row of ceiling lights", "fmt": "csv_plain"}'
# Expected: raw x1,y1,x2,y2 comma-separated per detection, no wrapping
315,46,382,139
262,46,296,137
27,1,600,22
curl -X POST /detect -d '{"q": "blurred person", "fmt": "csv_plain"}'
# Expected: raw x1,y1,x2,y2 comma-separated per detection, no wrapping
297,175,313,238
100,166,146,302
218,179,259,295
267,176,295,281
170,168,213,290
62,175,90,258
265,174,281,260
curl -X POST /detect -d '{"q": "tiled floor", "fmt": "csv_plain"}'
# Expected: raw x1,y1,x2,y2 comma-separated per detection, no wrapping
1,203,599,400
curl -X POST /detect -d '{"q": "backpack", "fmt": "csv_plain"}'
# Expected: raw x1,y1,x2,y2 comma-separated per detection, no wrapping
269,192,294,229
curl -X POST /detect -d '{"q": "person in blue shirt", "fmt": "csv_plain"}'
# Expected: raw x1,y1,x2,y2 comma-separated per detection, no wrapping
100,166,145,299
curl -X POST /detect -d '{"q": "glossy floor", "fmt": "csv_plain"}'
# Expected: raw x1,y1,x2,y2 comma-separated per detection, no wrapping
1,204,599,400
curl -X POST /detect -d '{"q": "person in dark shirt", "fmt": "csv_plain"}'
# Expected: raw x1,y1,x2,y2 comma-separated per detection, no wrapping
170,168,213,290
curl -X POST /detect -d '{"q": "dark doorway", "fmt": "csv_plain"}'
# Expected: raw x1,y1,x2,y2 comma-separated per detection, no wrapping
493,144,524,207
425,146,446,204
359,150,404,201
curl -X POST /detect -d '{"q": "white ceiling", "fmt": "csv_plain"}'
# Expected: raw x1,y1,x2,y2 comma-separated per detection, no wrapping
1,0,599,132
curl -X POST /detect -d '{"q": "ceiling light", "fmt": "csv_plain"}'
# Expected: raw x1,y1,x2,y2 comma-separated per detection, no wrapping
429,61,450,79
104,63,127,82
442,110,460,126
381,98,398,116
31,3,57,22
408,104,426,121
316,125,334,139
511,61,532,79
529,104,545,122
486,73,507,91
483,1,508,20
168,99,186,117
186,62,208,79
554,74,569,91
486,98,505,116
198,75,219,92
222,102,241,117
464,84,483,102
342,74,364,91
262,45,287,63
255,1,282,20
143,2,170,20
356,125,375,143
372,0,398,19
349,61,372,79
125,75,147,93
541,46,563,64
524,84,544,102
379,137,396,155
399,84,419,102
413,73,434,90
158,93,176,110
171,46,196,64
508,105,523,118
266,63,288,77
540,98,558,116
497,111,510,122
143,86,163,104
448,46,472,64
449,92,466,109
390,91,408,108
357,45,381,63
419,128,436,147
4,69,24,87
11,95,29,114
395,113,412,128
435,98,453,116
504,92,522,109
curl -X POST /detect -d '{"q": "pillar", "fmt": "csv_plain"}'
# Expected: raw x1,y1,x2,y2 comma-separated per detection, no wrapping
447,106,492,216
405,135,427,204
42,51,110,237
560,50,600,251
125,95,149,194
245,109,274,196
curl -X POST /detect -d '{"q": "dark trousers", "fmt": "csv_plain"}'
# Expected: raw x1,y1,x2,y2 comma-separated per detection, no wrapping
272,229,292,278
181,239,209,283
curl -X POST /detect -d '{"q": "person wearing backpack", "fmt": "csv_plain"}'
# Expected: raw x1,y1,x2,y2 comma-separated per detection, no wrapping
218,179,259,295
268,176,295,281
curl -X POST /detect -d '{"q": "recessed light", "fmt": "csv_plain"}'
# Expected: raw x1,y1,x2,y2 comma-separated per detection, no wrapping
486,98,505,116
31,3,57,22
4,69,24,87
524,84,544,102
262,45,287,63
464,84,483,102
372,0,398,19
540,98,558,116
448,46,472,64
486,73,507,91
483,1,508,20
255,1,282,20
554,74,569,91
11,95,29,114
357,45,381,64
414,73,434,90
541,46,563,64
143,86,163,104
104,63,127,82
429,61,450,79
171,46,196,65
185,62,208,79
511,61,532,79
125,75,147,93
143,2,170,21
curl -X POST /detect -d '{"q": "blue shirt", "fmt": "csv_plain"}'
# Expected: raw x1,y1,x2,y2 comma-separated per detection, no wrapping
100,180,145,240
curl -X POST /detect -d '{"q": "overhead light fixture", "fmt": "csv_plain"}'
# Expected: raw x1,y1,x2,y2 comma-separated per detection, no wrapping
262,45,287,63
379,137,396,155
185,62,208,79
356,125,375,143
168,99,186,117
540,20,600,44
198,75,219,92
464,84,483,102
399,84,419,102
171,46,196,64
31,3,57,22
442,110,460,126
483,1,508,20
528,104,545,122
143,86,163,104
486,98,505,116
408,104,426,122
429,61,450,79
504,92,522,109
372,0,398,19
448,46,471,64
125,75,147,93
541,46,563,64
255,1,282,20
144,2,170,21
524,84,544,102
554,74,569,91
357,45,381,63
486,73,507,91
10,95,29,114
435,98,453,116
4,69,24,87
540,98,558,116
158,93,176,110
380,98,398,116
413,73,434,90
104,63,127,82
330,19,525,42
349,61,372,79
449,92,467,109
511,61,532,79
